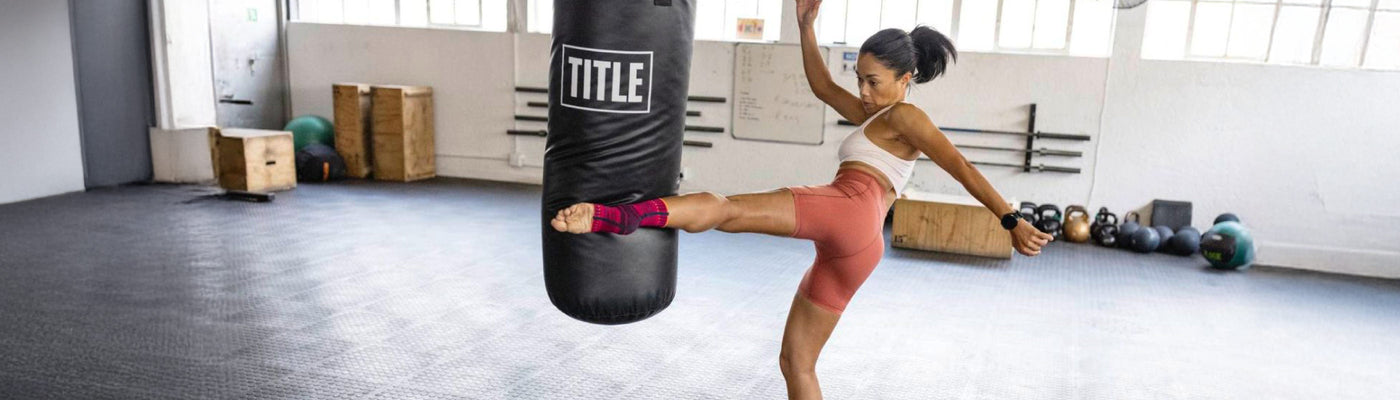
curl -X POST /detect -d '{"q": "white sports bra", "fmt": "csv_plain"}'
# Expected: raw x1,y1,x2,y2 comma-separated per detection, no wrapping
838,103,917,197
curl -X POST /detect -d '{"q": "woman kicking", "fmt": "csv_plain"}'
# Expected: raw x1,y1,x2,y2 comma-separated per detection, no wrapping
551,0,1052,398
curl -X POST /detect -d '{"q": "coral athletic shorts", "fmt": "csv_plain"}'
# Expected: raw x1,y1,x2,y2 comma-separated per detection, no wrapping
788,169,890,314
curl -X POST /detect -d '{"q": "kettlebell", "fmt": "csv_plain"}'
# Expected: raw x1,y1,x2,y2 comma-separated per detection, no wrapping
1096,225,1119,247
1116,211,1142,249
1033,204,1063,240
1090,207,1118,244
1019,202,1039,224
1063,205,1091,243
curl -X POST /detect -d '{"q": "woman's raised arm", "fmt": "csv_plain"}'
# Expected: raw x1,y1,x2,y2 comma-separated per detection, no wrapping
796,0,867,123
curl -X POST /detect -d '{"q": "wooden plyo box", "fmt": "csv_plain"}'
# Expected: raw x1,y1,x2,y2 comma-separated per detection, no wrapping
891,191,1015,259
333,83,373,178
371,85,435,182
211,128,296,193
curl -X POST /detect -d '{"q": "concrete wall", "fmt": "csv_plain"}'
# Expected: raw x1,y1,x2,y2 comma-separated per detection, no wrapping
287,8,1400,277
0,0,86,204
72,0,156,187
286,23,520,181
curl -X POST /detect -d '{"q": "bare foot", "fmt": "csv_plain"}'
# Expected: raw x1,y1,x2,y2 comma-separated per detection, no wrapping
550,203,596,234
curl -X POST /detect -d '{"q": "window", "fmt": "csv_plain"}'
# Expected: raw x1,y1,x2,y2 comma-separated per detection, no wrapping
1142,0,1400,69
816,0,1116,57
529,0,784,41
696,0,785,41
293,0,508,32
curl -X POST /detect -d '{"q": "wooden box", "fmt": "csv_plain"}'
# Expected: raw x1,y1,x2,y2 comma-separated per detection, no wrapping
371,85,435,182
891,191,1015,259
150,126,218,183
333,83,373,178
211,128,296,193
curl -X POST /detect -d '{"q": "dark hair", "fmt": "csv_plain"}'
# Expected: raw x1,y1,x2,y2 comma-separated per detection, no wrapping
858,26,958,84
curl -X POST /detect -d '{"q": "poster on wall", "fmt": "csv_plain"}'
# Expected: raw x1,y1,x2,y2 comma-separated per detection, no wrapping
736,18,764,41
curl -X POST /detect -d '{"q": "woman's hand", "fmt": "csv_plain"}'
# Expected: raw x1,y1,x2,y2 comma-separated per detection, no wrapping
1011,219,1053,256
796,0,822,28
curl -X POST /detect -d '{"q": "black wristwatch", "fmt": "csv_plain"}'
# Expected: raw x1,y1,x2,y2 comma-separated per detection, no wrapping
1000,212,1022,230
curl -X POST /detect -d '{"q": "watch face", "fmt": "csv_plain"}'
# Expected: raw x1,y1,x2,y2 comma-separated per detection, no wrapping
1002,214,1018,229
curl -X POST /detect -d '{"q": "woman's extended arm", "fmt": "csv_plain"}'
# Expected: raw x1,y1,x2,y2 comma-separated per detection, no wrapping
796,0,867,123
885,104,1053,255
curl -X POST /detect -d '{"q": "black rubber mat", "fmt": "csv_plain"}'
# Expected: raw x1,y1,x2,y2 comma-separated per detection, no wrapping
1,179,1398,399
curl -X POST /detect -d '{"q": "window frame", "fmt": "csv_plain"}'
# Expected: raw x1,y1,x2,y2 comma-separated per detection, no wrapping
1156,0,1394,69
289,0,493,31
818,0,1114,57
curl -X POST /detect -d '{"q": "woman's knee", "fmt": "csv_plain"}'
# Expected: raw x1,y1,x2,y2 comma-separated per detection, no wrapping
778,348,816,376
681,192,731,233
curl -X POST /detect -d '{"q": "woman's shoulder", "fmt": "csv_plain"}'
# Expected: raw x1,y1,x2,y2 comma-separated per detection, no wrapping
883,102,933,133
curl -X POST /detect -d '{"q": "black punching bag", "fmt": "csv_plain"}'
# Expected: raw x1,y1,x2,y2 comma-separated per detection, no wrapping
541,0,694,325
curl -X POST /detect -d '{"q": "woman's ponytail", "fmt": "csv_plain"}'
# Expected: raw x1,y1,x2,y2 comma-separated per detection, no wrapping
908,26,957,84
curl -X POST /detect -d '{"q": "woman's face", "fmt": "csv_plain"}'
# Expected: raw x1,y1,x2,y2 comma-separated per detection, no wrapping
855,53,912,114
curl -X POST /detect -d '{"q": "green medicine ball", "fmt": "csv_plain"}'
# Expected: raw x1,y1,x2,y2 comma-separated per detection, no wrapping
285,115,334,152
1200,221,1255,270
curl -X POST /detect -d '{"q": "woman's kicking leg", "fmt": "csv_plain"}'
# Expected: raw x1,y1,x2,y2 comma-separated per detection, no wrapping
550,189,796,236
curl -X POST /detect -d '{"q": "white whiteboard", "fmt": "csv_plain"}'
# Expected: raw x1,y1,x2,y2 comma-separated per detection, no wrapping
732,43,827,145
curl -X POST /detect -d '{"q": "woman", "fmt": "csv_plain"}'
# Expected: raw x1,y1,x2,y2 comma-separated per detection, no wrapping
551,0,1053,397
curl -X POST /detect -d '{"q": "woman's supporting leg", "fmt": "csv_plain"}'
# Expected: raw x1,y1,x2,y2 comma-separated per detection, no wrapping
779,293,841,400
551,189,796,236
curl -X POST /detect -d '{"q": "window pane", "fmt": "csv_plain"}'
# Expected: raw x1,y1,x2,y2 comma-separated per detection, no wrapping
845,0,882,45
315,0,346,23
958,0,998,50
758,0,784,41
401,0,429,27
344,0,368,24
1269,5,1321,64
429,0,454,24
696,1,726,40
1142,0,1192,59
1033,0,1072,49
1382,0,1400,11
1190,2,1232,57
1319,8,1369,67
455,0,481,26
1000,0,1035,49
817,0,849,43
1364,12,1400,68
1226,3,1274,59
1070,0,1114,56
480,0,506,31
1331,0,1371,8
883,0,918,30
916,0,955,33
528,0,551,33
367,0,396,25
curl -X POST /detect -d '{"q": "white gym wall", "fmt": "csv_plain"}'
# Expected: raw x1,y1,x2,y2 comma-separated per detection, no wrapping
284,2,1400,277
0,0,86,204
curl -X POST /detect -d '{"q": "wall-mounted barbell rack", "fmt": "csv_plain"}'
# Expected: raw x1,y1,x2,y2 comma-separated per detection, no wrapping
506,129,712,148
836,103,1088,174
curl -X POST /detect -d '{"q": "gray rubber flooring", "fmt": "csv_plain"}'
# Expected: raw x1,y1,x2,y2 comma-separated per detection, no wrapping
1,178,1397,399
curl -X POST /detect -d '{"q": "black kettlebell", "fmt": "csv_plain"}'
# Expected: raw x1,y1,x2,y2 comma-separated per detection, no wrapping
1096,225,1119,247
1116,211,1142,249
1090,207,1117,243
1152,225,1174,252
1019,202,1039,224
1034,204,1063,239
1127,226,1161,253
